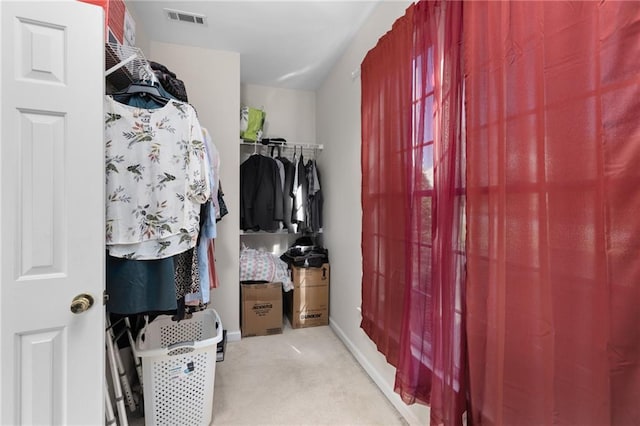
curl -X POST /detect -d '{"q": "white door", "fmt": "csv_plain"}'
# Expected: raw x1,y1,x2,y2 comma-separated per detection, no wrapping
0,1,104,425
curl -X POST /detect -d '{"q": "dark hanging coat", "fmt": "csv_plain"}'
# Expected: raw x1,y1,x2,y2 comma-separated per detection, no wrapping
240,154,283,232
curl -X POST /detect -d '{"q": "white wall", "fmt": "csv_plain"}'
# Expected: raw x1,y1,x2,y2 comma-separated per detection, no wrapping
241,84,316,145
317,2,430,425
149,41,241,337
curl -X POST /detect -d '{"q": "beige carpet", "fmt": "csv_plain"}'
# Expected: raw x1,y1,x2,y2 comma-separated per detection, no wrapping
211,320,408,426
125,318,407,426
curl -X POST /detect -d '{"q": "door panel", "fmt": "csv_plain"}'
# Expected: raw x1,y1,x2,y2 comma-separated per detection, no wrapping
1,1,104,424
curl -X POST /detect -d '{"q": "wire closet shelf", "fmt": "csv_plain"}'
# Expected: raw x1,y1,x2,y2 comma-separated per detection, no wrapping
240,141,324,158
105,42,157,89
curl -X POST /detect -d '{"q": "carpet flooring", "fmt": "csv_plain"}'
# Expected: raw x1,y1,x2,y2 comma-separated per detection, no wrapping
211,320,407,426
125,317,407,426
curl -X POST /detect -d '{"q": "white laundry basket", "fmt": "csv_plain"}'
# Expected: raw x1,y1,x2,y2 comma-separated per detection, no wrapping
135,309,223,426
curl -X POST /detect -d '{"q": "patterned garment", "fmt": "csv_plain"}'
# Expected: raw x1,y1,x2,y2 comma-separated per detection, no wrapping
173,247,200,299
105,97,210,259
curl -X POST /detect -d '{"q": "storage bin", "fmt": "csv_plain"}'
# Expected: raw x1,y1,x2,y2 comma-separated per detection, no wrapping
135,309,222,426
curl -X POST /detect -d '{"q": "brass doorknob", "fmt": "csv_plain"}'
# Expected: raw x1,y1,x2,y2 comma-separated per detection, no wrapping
70,293,94,314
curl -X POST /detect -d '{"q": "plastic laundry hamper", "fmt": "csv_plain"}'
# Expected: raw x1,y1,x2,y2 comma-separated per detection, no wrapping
135,309,223,426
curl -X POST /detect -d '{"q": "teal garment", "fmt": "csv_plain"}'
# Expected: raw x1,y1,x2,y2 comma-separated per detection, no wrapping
106,254,177,315
112,81,177,109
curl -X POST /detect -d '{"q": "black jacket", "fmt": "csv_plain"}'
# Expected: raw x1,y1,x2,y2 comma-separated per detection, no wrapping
240,154,283,231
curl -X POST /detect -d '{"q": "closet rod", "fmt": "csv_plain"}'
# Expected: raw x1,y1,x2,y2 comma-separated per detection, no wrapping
240,141,324,150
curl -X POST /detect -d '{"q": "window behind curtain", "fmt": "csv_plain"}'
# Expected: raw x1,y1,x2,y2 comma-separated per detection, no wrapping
394,3,467,425
361,2,467,425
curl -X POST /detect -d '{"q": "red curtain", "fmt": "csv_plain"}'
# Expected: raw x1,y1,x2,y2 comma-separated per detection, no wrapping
361,5,414,366
395,2,467,425
362,2,466,424
464,2,640,425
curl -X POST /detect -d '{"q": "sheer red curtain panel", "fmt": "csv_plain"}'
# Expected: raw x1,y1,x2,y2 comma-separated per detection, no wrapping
360,4,414,366
464,2,640,425
394,2,467,426
361,2,467,425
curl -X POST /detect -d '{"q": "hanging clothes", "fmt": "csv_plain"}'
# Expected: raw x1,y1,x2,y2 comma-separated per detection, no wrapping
291,153,309,232
104,92,212,318
216,184,229,221
240,154,284,231
186,201,216,305
275,155,295,233
174,247,200,299
105,254,178,314
202,127,221,221
105,97,211,259
306,158,323,233
185,127,220,306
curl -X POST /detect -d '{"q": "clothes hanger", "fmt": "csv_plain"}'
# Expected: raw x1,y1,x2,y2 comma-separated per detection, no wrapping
125,82,163,97
112,80,170,106
270,145,282,158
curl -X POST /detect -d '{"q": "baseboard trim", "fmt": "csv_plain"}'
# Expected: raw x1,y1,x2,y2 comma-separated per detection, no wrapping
226,330,242,342
329,318,426,426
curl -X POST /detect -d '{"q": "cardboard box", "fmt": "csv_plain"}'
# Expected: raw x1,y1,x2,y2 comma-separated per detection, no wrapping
286,263,330,328
241,282,283,337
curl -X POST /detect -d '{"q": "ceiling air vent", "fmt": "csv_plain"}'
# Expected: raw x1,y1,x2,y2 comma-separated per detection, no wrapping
164,8,207,26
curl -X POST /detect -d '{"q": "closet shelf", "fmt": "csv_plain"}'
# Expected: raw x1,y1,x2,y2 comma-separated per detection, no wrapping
240,229,323,236
240,141,324,150
105,42,157,92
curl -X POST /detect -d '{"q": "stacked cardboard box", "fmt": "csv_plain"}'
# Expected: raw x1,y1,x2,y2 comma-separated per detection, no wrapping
285,263,330,328
240,282,283,337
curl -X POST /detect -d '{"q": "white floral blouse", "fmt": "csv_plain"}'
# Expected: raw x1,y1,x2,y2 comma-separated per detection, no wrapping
104,97,210,260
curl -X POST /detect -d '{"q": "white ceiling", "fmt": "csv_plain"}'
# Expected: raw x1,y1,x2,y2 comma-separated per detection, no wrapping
127,1,380,90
